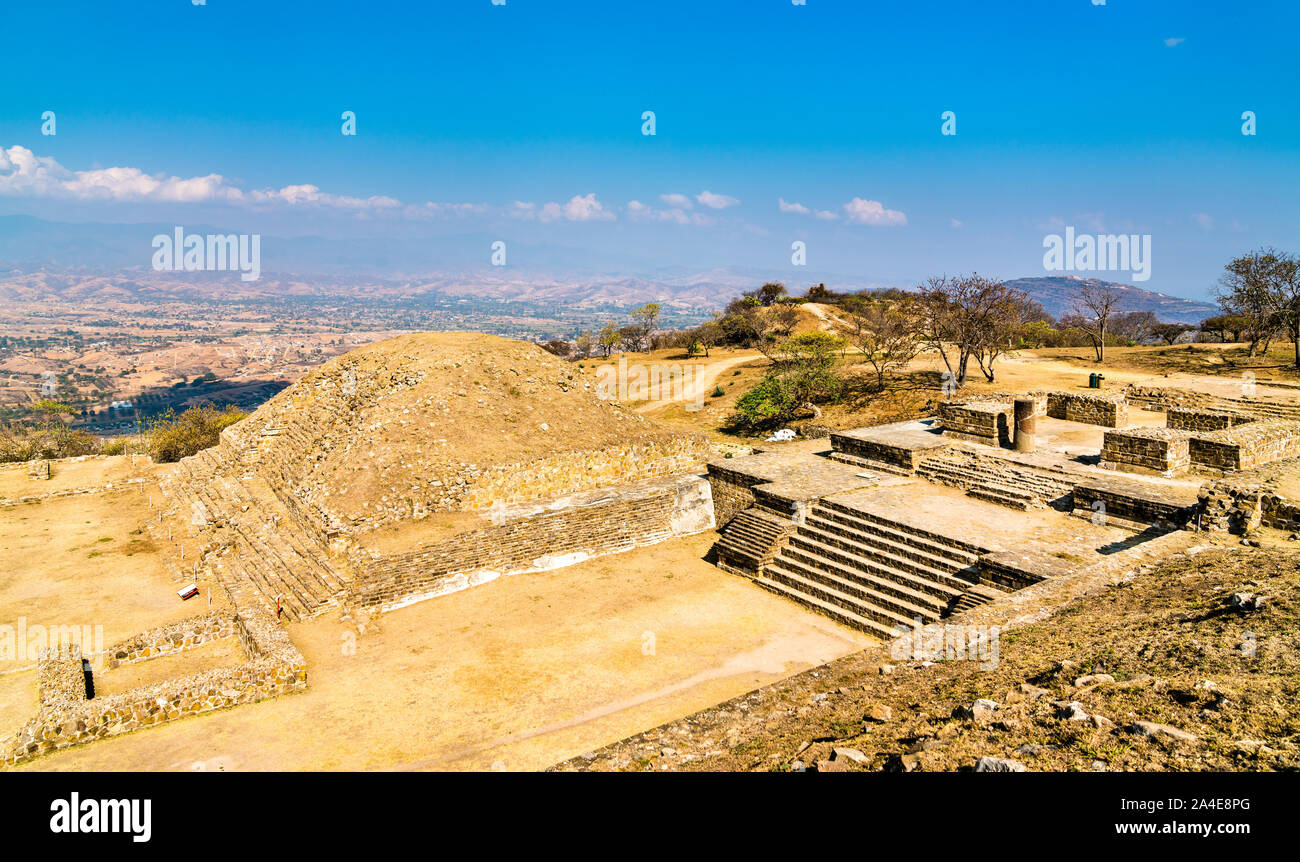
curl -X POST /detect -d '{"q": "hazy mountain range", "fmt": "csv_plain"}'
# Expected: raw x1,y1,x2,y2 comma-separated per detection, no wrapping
0,216,1220,324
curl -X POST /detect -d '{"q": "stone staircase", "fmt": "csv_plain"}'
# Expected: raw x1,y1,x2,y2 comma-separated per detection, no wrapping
825,450,913,475
712,508,795,576
756,501,989,638
160,451,346,622
948,583,1005,615
917,450,1074,510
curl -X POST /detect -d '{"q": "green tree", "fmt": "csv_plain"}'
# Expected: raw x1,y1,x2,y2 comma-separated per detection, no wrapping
735,331,845,427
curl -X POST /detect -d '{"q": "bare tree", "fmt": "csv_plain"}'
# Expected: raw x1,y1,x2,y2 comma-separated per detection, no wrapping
841,294,921,390
1217,248,1299,365
1073,285,1122,361
917,274,1024,389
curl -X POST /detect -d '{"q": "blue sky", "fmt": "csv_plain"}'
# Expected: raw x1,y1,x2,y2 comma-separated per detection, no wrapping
1,0,1297,298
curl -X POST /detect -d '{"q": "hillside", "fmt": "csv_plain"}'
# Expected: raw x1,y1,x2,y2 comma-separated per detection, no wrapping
1006,276,1219,324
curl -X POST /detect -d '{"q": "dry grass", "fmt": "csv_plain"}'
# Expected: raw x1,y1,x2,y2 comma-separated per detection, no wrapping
673,544,1300,772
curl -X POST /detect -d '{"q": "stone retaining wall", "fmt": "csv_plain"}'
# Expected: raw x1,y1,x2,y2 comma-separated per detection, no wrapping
979,549,1076,591
2,604,306,767
1045,391,1129,427
1100,427,1191,476
829,430,950,472
1166,407,1254,433
939,401,1011,446
1187,420,1300,474
706,462,765,527
1071,477,1199,531
461,436,711,512
345,474,715,611
1200,457,1300,534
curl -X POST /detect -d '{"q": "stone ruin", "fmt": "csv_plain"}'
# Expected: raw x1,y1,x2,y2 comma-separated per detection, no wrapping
152,333,717,622
708,381,1300,638
3,603,306,766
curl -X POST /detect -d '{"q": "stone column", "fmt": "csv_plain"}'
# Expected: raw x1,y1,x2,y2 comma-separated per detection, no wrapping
1014,397,1037,453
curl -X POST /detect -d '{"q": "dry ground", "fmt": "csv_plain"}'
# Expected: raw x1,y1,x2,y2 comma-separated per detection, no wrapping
8,530,870,772
609,323,1300,444
0,459,221,660
563,541,1300,773
0,454,151,500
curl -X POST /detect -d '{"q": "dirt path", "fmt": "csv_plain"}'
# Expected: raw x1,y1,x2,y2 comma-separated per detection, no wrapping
803,302,850,332
633,352,764,414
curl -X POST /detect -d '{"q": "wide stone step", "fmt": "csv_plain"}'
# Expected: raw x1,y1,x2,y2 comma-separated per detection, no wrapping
764,566,927,632
754,576,902,639
812,503,983,564
801,514,973,576
919,460,1069,502
766,556,944,621
949,583,1006,615
967,487,1034,510
790,527,971,593
777,540,967,602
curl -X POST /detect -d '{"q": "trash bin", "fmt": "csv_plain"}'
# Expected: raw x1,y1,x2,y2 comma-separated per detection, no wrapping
1088,372,1098,388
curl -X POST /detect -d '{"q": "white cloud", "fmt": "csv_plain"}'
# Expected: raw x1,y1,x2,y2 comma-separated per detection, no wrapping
950,218,964,229
696,190,739,209
0,144,434,216
1192,212,1214,230
524,193,615,223
627,200,711,225
659,193,694,209
560,192,615,222
842,197,907,226
1164,37,1185,47
780,198,839,220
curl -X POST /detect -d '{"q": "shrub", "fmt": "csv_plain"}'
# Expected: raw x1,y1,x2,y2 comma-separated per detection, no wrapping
147,404,248,463
0,423,98,462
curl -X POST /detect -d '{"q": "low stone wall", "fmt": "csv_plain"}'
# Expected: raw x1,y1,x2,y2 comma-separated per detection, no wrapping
346,474,715,611
1166,407,1254,433
1071,477,1199,531
1100,427,1191,476
2,604,306,767
1200,457,1300,534
979,549,1076,591
939,401,1011,446
1045,391,1128,427
829,428,951,472
1188,420,1300,473
104,611,238,668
